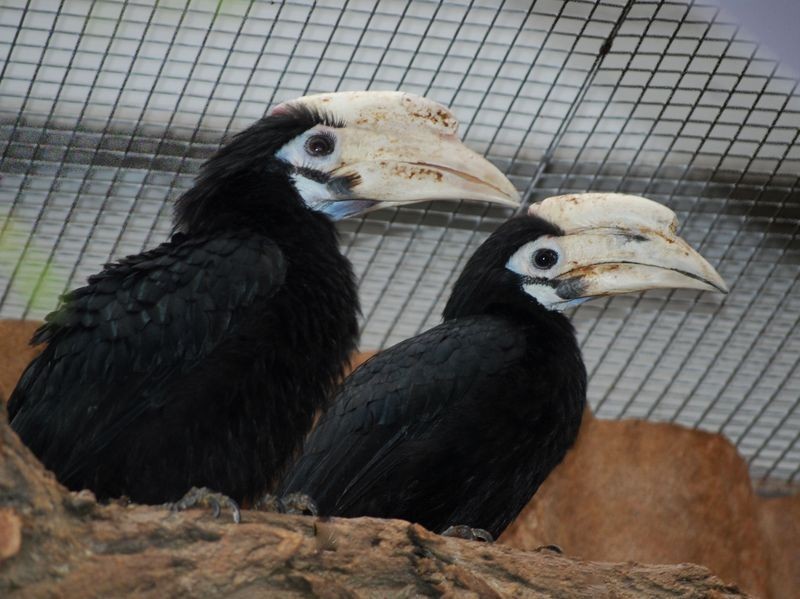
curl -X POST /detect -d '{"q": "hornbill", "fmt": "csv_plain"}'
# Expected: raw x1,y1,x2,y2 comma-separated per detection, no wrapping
279,193,728,540
7,91,519,509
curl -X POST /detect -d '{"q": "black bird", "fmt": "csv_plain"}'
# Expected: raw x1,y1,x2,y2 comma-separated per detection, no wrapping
279,193,728,539
7,91,519,507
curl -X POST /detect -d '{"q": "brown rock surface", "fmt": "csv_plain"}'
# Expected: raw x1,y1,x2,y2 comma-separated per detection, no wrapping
757,494,800,599
0,406,746,598
500,414,793,598
348,350,378,373
0,320,41,405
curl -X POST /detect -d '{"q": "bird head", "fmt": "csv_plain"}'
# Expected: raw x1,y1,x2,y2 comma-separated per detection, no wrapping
175,91,519,232
514,193,728,309
267,90,520,219
445,193,727,319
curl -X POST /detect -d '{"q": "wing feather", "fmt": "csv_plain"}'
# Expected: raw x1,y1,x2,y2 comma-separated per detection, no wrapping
9,232,286,489
279,316,527,517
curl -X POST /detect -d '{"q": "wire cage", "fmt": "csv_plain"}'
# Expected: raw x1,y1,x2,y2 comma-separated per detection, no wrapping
1,0,798,488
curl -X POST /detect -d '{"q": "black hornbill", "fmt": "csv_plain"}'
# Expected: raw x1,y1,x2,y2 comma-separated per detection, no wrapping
7,91,519,507
279,193,728,540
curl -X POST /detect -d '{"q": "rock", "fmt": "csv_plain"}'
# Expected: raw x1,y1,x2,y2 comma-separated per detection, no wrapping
0,321,41,405
757,494,800,598
501,415,778,598
348,350,377,373
1,505,749,598
0,509,21,561
0,504,750,598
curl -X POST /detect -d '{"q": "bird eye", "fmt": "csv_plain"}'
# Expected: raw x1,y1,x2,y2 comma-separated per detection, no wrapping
533,248,559,269
305,133,335,157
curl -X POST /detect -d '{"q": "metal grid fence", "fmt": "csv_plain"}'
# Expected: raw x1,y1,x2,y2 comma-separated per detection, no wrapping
1,0,798,487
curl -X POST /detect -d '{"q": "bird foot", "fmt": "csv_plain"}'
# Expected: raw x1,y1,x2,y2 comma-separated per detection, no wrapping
441,525,494,542
534,544,563,554
254,492,318,516
168,486,241,524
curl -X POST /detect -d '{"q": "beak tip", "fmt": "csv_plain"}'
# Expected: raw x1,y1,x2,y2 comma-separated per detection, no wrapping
704,267,729,295
499,191,521,207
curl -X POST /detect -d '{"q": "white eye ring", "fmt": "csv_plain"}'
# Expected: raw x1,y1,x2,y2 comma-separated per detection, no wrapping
275,126,341,172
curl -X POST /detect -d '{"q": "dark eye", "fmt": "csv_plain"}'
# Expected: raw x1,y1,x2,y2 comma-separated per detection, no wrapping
305,134,334,157
533,248,559,269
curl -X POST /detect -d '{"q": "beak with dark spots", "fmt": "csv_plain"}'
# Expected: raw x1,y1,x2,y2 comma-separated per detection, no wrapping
527,193,728,308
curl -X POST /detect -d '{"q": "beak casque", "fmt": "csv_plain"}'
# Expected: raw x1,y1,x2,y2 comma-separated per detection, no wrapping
274,91,520,212
528,193,728,302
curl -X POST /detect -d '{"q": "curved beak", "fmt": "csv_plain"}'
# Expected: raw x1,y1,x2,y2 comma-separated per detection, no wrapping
276,91,520,220
331,128,520,211
529,193,728,306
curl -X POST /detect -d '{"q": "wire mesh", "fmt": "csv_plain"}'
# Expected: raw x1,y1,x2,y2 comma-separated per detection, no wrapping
1,0,798,486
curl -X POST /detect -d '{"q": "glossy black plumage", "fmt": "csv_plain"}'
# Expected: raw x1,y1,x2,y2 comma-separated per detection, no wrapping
8,106,359,504
279,217,586,538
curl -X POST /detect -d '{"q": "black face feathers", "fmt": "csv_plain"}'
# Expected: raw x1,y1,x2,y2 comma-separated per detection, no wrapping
292,166,361,196
173,104,343,234
443,215,563,321
269,103,345,130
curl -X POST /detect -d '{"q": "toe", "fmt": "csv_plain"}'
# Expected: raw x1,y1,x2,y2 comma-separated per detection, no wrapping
254,493,317,517
471,528,494,543
253,493,282,512
282,492,318,516
441,525,494,542
168,487,240,523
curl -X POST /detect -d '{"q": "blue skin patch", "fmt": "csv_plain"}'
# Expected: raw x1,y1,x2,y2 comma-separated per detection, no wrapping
557,297,590,310
315,199,377,221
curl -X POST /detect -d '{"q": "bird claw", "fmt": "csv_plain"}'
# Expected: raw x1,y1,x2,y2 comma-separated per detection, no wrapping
441,525,494,543
168,486,241,524
535,544,563,554
254,492,318,516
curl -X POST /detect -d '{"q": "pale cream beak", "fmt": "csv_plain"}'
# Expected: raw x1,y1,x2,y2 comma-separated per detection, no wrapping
333,132,520,208
279,91,520,210
529,193,728,301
